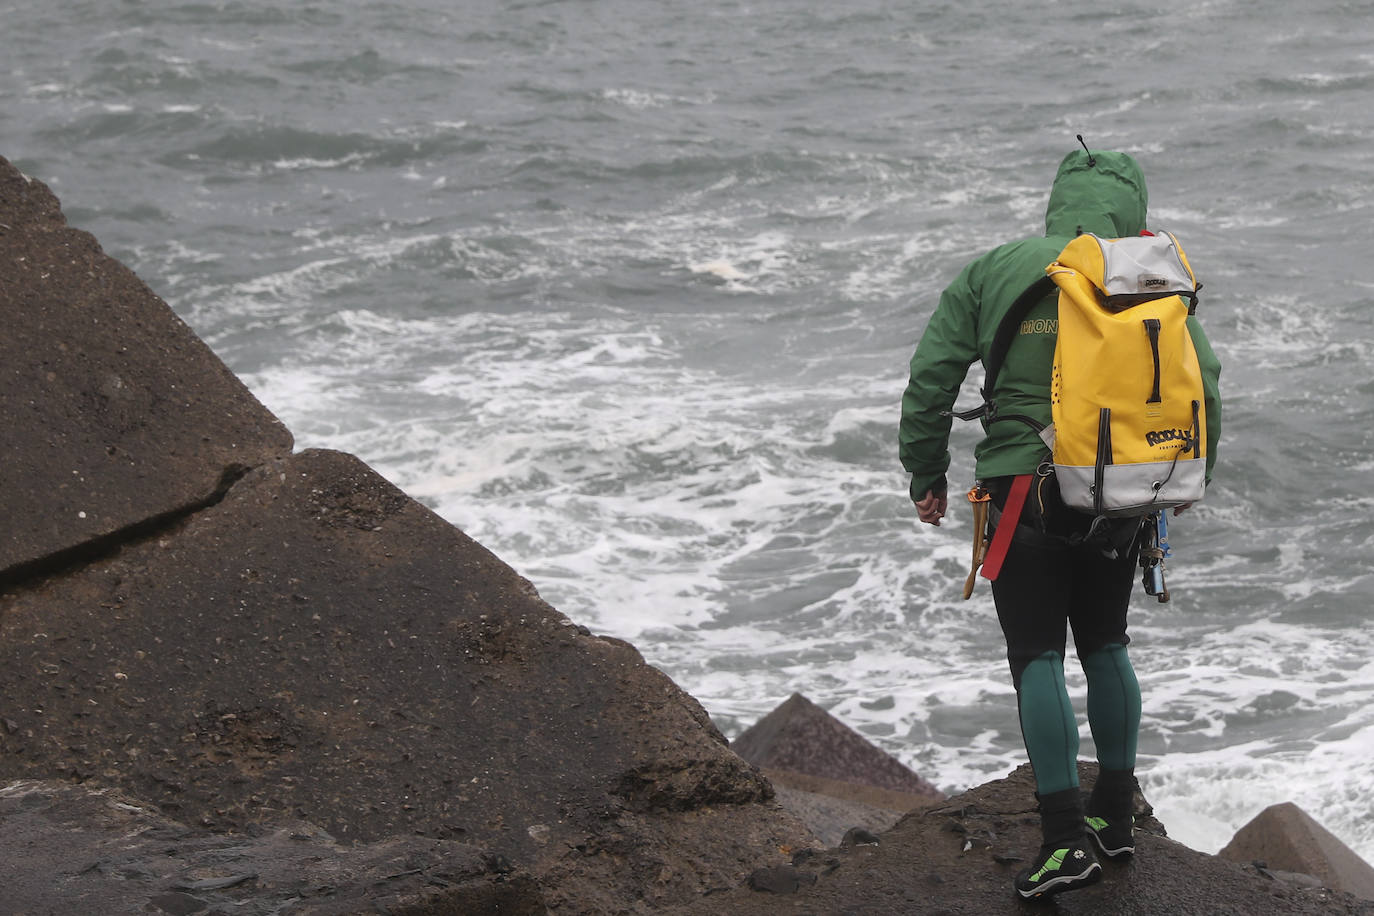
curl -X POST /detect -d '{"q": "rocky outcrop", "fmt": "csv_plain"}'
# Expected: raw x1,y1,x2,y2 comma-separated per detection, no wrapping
0,159,293,585
0,780,547,914
728,692,942,847
0,448,800,850
668,764,1372,916
731,692,943,799
0,447,812,911
765,767,934,848
1221,802,1374,902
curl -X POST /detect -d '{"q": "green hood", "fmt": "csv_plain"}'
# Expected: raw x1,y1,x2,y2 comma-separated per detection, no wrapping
1044,149,1148,239
900,147,1221,500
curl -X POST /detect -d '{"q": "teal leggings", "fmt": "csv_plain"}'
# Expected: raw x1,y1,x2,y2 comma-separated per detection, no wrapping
984,475,1145,795
1019,645,1141,794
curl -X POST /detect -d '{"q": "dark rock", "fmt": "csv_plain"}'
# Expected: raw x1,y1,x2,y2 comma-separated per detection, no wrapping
732,693,943,799
768,781,904,848
765,766,939,814
0,156,293,584
746,864,816,894
664,764,1373,915
1257,867,1338,891
1220,802,1374,901
0,449,812,910
764,766,936,846
148,893,208,916
839,827,881,848
0,779,548,915
169,874,257,891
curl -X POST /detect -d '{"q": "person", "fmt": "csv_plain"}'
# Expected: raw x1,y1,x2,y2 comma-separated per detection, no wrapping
897,146,1222,899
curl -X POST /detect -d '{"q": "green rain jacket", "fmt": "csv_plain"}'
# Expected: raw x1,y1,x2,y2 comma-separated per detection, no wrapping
898,149,1222,502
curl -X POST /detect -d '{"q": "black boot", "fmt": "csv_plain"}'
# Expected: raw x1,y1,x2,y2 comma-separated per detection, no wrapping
1085,767,1137,858
1014,786,1101,899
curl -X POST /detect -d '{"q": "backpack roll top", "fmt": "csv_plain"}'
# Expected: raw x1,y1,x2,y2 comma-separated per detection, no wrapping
1054,230,1199,311
1047,233,1207,517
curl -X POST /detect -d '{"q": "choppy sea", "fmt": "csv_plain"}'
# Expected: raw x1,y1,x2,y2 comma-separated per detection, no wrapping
5,0,1374,862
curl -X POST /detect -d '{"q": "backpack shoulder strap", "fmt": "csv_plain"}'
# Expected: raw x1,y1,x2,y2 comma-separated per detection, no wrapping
946,275,1056,422
984,274,1057,401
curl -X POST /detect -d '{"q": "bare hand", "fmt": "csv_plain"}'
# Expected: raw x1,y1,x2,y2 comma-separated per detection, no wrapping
915,489,948,526
1172,502,1193,517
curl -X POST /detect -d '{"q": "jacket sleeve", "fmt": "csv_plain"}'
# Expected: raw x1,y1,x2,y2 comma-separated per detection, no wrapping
1186,315,1222,486
898,260,982,501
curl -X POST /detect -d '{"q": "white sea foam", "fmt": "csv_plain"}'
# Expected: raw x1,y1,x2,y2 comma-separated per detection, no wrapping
601,87,708,109
1146,722,1374,860
270,153,370,172
688,258,748,282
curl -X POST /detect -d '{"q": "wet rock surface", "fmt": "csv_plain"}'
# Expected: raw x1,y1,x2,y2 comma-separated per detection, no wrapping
0,157,293,584
0,780,546,915
0,449,810,912
1221,802,1374,902
732,692,943,800
667,764,1374,916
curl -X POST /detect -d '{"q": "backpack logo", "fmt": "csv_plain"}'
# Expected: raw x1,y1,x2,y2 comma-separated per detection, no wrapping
1145,427,1192,448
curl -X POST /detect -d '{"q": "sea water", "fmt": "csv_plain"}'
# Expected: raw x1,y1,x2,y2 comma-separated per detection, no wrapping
4,0,1373,861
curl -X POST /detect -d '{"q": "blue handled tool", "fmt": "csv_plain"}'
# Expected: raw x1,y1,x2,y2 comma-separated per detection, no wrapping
1141,512,1170,603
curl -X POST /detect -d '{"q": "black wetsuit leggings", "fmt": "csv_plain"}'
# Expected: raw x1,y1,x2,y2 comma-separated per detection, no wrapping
986,473,1141,686
985,473,1144,795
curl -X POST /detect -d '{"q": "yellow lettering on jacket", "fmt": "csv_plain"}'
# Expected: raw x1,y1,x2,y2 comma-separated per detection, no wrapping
1019,318,1058,335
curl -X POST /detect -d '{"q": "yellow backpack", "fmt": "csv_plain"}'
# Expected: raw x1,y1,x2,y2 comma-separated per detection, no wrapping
1045,231,1206,516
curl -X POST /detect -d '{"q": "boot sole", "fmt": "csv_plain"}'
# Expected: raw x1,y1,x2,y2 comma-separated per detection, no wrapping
1088,829,1135,859
1016,861,1102,899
